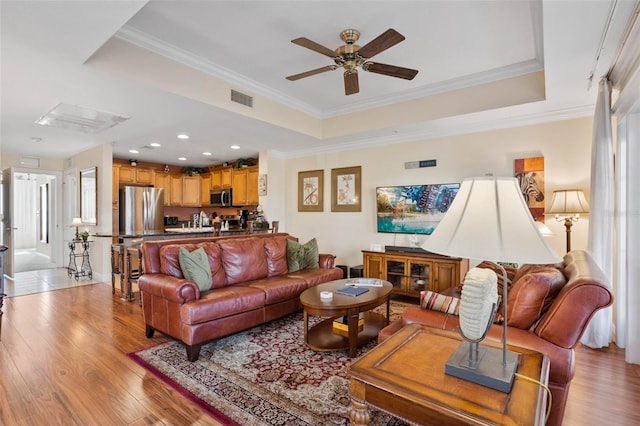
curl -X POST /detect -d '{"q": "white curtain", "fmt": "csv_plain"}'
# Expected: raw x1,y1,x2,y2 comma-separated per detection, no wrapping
583,78,614,348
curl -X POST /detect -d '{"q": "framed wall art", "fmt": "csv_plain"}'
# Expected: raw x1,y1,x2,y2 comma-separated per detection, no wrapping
331,166,361,212
298,169,324,212
514,156,545,221
258,174,267,196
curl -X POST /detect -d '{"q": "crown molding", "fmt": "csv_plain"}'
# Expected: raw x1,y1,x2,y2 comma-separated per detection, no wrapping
115,25,543,121
115,25,324,117
283,104,595,160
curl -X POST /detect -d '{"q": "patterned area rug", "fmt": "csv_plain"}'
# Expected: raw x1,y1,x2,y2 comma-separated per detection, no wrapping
128,301,413,425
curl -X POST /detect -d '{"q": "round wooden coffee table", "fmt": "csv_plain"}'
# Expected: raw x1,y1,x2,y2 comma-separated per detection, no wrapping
300,279,392,357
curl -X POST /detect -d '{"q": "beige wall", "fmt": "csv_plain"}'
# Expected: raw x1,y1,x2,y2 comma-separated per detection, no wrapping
283,116,593,268
69,144,114,282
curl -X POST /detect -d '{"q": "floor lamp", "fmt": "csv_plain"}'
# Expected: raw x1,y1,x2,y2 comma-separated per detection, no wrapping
546,189,590,252
422,176,561,392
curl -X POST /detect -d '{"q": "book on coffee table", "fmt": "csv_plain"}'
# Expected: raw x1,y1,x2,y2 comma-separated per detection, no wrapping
336,286,370,297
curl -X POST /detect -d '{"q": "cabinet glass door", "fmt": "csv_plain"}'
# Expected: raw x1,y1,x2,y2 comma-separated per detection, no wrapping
385,259,405,290
409,261,431,292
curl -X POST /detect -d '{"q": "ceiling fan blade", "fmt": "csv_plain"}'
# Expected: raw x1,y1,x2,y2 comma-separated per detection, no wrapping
286,65,337,81
344,71,359,95
363,62,418,80
291,37,337,58
357,29,405,59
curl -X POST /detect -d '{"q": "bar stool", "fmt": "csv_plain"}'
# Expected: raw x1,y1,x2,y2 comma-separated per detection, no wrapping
213,221,222,236
271,221,279,233
126,239,143,302
110,243,125,295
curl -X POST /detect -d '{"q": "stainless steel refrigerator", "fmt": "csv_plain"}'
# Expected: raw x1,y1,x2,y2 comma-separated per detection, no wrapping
119,186,165,235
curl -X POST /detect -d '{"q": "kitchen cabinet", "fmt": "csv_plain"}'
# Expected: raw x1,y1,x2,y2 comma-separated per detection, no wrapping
246,167,259,205
154,172,172,206
170,174,182,206
362,250,469,298
232,166,259,206
200,173,212,206
117,165,153,185
211,167,232,189
182,175,201,207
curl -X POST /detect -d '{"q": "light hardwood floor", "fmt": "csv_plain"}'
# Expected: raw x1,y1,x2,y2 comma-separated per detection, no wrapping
0,272,638,425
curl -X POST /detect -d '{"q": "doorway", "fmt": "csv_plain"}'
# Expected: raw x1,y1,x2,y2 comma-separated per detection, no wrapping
1,168,63,277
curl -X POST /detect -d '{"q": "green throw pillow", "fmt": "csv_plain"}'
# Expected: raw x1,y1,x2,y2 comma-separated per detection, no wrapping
178,247,212,291
286,238,319,273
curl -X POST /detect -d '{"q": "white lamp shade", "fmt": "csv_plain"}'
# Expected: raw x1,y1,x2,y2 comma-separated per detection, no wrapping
70,217,83,227
547,189,590,215
535,221,554,237
423,176,562,265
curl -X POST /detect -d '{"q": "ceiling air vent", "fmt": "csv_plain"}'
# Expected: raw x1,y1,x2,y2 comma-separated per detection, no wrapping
35,102,130,134
231,90,253,107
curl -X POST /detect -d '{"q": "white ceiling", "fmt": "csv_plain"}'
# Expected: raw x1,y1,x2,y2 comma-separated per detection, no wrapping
1,1,636,168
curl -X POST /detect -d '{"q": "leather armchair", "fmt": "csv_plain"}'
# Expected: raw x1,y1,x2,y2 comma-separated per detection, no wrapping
379,250,613,426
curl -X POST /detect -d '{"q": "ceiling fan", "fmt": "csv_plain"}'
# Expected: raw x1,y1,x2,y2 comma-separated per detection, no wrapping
286,28,419,96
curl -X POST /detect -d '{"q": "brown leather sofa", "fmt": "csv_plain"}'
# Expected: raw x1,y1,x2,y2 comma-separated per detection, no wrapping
139,233,343,361
378,250,613,426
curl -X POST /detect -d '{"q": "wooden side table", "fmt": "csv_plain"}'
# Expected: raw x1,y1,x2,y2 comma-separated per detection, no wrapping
347,324,549,425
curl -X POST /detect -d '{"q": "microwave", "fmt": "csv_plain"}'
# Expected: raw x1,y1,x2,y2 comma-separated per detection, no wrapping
210,188,232,207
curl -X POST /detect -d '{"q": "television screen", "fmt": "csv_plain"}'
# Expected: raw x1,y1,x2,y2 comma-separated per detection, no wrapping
376,183,460,234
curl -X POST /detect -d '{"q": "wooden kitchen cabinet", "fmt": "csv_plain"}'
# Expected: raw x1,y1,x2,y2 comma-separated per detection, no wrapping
232,168,247,206
246,167,259,205
117,165,153,185
200,173,212,206
182,175,201,207
170,174,182,206
212,167,233,189
232,166,258,206
362,250,469,298
154,172,172,206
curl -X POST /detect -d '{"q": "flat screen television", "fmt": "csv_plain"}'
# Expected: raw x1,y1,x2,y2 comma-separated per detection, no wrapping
376,183,460,235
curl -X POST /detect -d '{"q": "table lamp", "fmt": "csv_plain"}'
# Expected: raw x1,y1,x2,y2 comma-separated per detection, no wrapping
546,189,589,252
423,176,561,392
70,217,83,240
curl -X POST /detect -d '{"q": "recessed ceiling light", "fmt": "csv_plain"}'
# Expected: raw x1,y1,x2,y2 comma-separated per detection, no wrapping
149,142,161,147
203,152,212,156
177,133,189,140
178,157,187,161
129,149,139,154
30,137,42,143
230,145,240,150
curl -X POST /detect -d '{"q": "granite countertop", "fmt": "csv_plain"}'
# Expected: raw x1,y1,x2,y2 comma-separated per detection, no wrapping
94,227,248,239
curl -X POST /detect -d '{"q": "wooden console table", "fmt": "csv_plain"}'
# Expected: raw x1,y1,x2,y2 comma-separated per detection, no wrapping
347,324,549,425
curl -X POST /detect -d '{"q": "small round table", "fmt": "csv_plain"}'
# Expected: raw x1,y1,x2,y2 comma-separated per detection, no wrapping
300,279,392,357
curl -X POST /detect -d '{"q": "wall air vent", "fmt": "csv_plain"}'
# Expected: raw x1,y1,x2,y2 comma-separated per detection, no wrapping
35,102,130,134
231,90,253,107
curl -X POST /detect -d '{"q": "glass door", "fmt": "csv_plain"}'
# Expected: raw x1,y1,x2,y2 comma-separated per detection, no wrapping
408,261,432,293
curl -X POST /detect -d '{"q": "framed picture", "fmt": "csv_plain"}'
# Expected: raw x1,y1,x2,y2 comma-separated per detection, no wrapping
331,166,361,212
514,156,545,221
258,174,267,196
298,169,324,211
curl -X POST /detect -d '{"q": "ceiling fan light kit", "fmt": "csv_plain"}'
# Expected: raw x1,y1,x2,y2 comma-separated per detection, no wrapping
286,28,418,95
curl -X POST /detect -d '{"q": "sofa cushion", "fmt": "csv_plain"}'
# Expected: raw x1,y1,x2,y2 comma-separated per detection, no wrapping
264,236,289,277
286,238,319,272
420,291,460,315
178,247,212,291
507,266,567,329
243,276,308,305
219,237,268,285
180,286,266,324
160,242,227,288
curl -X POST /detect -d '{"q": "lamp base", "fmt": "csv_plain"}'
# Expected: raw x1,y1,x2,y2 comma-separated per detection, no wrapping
445,342,519,393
